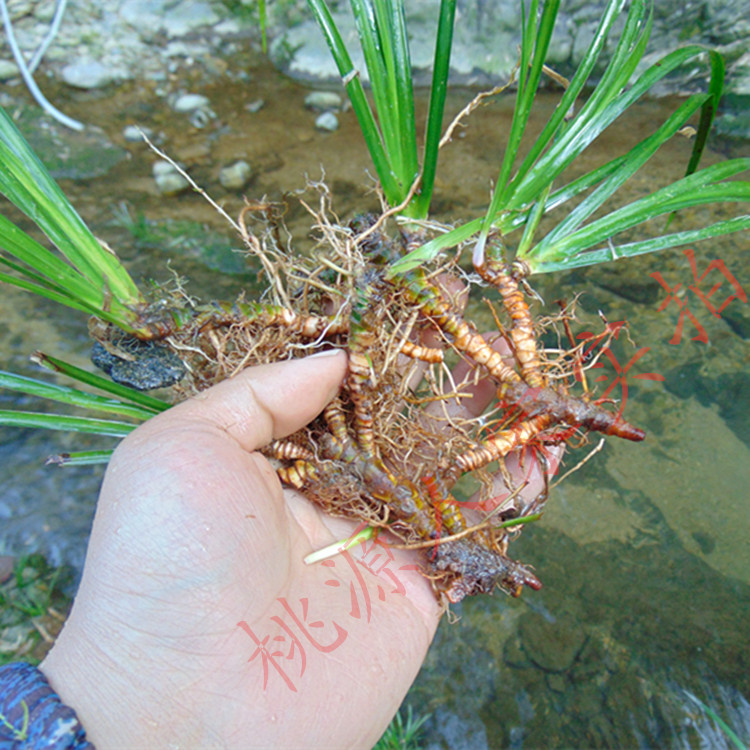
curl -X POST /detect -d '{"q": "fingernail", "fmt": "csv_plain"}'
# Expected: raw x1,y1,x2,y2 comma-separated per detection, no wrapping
308,348,343,358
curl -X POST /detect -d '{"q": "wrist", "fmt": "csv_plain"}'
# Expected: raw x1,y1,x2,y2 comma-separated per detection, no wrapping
40,615,153,748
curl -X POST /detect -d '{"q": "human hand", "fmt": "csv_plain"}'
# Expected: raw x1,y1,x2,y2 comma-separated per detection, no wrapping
41,348,555,749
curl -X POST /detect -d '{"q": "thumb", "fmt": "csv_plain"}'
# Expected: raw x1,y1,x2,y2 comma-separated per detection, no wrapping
162,349,347,452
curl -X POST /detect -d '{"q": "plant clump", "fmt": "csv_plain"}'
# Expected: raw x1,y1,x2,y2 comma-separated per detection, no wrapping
88,187,645,604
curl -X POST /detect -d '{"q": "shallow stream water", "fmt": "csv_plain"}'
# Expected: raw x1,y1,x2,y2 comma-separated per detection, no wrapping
1,53,749,748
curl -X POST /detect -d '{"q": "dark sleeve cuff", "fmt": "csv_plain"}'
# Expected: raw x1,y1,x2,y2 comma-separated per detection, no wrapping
0,662,95,749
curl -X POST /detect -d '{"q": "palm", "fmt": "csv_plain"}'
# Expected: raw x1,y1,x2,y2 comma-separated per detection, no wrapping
42,351,553,748
44,354,440,749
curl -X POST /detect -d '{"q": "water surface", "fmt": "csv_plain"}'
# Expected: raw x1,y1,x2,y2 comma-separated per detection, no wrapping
1,55,748,747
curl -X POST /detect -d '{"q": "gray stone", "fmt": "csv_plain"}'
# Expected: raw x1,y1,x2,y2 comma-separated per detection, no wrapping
120,0,219,39
0,60,18,80
188,107,215,128
728,52,750,95
33,0,56,22
162,0,220,38
173,93,211,113
304,91,343,111
7,0,32,20
91,340,185,391
214,18,241,35
122,124,153,142
153,159,179,176
315,111,339,132
61,59,115,89
153,160,190,195
219,160,252,190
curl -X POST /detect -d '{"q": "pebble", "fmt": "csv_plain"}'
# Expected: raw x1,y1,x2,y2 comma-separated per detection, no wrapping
0,60,18,80
122,124,153,142
33,1,55,22
315,111,339,132
245,98,265,113
219,160,252,190
61,60,115,89
153,159,190,195
161,0,219,38
173,93,211,113
189,107,215,128
305,91,343,111
8,0,32,19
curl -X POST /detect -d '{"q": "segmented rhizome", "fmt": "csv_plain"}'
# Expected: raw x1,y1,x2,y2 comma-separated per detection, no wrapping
92,198,645,604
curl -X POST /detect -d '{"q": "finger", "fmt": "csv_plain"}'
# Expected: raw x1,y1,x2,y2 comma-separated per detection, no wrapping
422,332,513,426
475,442,564,517
154,350,347,453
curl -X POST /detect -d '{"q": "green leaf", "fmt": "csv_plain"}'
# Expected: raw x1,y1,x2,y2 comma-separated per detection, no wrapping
681,691,748,750
0,213,102,300
477,0,561,252
0,371,156,420
31,352,171,413
522,94,709,260
509,0,628,194
529,159,750,265
45,450,114,467
258,0,268,53
0,107,144,307
306,0,402,203
0,410,137,437
411,0,457,218
684,50,724,178
532,215,750,274
503,0,653,215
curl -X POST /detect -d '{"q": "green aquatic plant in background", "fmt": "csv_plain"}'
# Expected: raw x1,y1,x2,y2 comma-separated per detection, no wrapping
0,555,69,667
372,706,430,750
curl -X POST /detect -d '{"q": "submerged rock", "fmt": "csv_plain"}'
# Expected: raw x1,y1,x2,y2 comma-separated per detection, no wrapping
11,103,127,180
61,60,117,89
315,111,339,132
153,159,190,195
219,160,252,190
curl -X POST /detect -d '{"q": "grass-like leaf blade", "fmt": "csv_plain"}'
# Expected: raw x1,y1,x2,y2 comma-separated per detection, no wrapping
31,352,171,413
0,410,137,437
0,371,156,421
0,106,143,307
45,450,115,467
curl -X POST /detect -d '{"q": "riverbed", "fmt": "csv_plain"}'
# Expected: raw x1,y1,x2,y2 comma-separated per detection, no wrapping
1,50,749,748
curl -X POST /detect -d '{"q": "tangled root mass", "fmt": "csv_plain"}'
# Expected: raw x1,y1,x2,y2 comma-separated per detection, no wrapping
93,195,644,604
